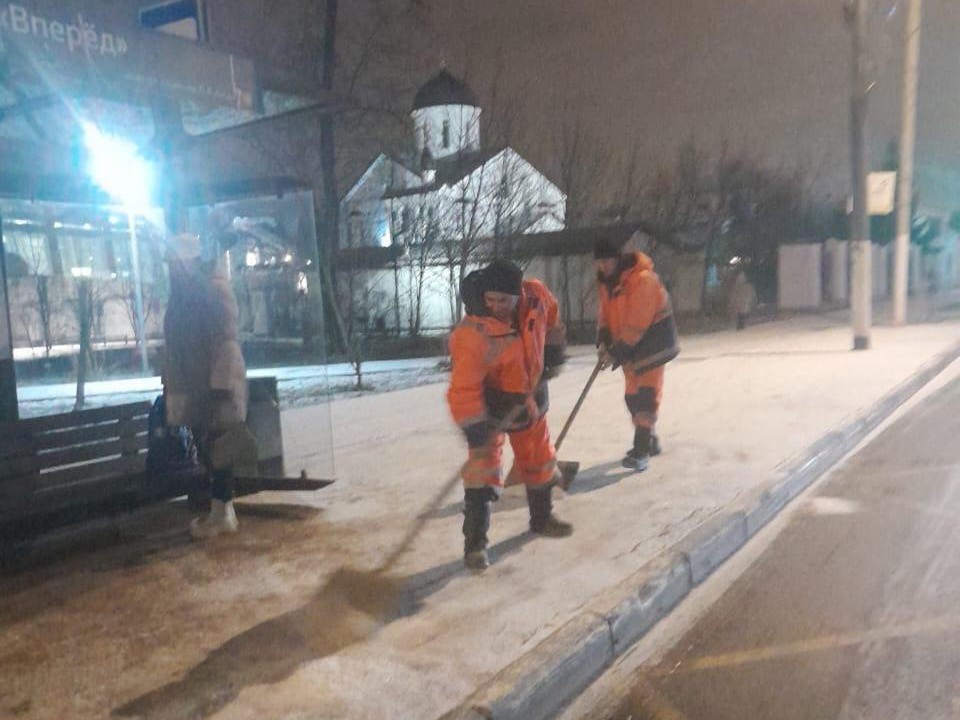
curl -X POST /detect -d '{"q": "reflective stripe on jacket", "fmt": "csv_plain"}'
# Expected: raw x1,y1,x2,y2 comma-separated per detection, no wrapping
598,252,679,373
448,279,565,433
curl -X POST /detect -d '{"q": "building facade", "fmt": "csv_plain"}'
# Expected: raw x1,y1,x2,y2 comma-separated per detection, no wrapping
339,70,566,334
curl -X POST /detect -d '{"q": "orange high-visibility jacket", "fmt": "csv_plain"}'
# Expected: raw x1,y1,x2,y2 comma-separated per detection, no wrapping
598,252,679,372
448,279,565,435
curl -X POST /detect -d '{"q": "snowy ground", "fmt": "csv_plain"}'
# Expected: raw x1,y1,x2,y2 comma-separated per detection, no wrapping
3,311,960,720
15,357,449,418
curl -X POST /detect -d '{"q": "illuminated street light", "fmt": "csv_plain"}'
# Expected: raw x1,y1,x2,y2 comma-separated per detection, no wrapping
82,123,153,212
82,122,154,374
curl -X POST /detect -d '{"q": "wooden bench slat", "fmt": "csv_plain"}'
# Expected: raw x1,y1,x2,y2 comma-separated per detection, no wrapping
31,417,148,452
0,455,40,482
1,402,151,435
0,434,33,460
36,440,127,472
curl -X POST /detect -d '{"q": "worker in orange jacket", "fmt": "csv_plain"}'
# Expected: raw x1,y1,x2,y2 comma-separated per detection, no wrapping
595,238,680,472
447,259,572,570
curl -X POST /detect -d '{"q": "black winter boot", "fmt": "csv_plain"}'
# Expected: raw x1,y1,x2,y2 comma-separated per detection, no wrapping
623,427,652,472
463,489,492,570
527,484,573,537
650,432,662,457
626,434,660,460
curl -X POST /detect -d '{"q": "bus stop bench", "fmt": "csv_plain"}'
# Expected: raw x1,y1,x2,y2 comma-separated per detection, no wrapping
0,400,332,548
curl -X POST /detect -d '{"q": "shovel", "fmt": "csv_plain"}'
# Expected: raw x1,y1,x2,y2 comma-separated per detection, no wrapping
555,359,604,490
312,358,605,638
303,405,528,647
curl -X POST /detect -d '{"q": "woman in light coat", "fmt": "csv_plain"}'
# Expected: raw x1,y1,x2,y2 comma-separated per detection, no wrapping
163,234,253,538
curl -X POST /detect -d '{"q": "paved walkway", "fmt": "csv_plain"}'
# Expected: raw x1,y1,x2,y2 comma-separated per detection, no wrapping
2,312,960,720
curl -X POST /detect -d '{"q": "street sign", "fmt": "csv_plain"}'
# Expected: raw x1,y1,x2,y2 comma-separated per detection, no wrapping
869,171,897,215
0,0,256,111
846,171,897,216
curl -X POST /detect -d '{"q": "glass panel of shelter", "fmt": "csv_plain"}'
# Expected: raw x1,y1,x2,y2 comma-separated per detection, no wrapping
1,192,333,482
185,189,334,480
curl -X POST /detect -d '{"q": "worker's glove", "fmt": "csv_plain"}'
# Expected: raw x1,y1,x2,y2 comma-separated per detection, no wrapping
542,344,566,380
463,420,495,449
607,341,632,372
542,365,562,381
597,344,618,371
596,327,613,349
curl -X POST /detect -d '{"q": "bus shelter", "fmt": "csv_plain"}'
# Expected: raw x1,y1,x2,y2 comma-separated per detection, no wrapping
0,0,334,477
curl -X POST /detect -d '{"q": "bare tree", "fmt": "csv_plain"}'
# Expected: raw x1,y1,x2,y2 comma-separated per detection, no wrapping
390,197,443,336
15,235,55,357
546,108,620,327
118,280,158,348
71,279,107,411
550,107,614,229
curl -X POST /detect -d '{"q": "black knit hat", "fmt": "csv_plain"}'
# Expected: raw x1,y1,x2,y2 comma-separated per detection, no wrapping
593,237,623,260
460,269,487,316
482,259,523,295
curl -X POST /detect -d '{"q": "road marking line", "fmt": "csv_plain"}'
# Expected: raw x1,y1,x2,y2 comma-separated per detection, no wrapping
630,677,688,720
655,613,960,675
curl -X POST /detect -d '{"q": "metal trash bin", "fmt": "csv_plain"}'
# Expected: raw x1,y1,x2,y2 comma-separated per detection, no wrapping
247,376,283,476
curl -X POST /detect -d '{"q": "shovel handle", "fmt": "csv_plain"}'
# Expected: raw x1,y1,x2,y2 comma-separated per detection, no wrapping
554,359,604,452
376,403,527,573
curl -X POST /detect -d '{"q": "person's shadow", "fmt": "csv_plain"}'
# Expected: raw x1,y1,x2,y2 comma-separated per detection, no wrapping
112,533,534,720
564,461,635,494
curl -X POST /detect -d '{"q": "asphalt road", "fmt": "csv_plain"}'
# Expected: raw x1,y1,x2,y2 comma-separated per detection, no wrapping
604,375,960,720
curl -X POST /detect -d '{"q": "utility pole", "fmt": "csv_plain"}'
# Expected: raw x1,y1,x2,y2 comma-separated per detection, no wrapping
848,0,872,350
892,0,922,326
320,0,339,263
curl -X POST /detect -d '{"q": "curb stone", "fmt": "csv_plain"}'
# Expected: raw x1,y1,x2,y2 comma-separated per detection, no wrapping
438,341,960,720
675,512,747,585
455,613,613,720
594,554,692,656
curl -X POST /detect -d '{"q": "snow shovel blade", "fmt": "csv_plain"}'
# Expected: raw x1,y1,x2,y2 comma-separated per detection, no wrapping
558,460,580,490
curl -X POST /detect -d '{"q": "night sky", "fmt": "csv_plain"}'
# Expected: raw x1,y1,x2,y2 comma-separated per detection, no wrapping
429,0,960,196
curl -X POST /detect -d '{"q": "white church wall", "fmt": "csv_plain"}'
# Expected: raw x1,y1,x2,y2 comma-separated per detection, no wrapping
412,105,481,160
338,73,569,338
341,157,424,250
451,149,565,239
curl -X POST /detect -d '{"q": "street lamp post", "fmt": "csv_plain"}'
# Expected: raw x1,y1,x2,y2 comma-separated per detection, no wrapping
126,211,149,375
83,123,153,374
892,0,923,326
848,0,872,350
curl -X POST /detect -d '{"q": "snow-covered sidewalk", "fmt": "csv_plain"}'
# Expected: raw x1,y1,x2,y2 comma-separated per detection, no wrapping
3,313,960,720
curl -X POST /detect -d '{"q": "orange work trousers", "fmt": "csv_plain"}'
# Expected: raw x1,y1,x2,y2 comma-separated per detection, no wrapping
461,415,557,490
622,363,665,430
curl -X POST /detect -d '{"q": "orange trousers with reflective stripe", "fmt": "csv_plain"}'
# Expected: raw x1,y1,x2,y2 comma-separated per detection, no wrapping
623,363,665,430
461,415,557,490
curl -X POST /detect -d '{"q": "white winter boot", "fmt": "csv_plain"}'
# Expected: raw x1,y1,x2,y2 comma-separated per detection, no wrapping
190,499,239,540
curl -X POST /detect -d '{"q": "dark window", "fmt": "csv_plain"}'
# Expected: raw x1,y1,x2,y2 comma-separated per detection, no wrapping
442,120,451,149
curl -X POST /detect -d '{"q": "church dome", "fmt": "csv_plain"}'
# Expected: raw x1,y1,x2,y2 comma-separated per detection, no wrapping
412,70,479,111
